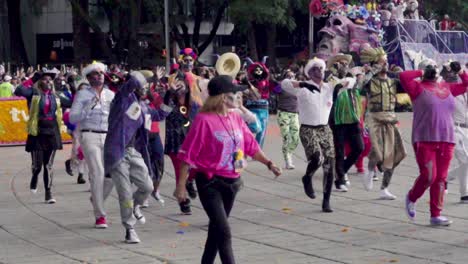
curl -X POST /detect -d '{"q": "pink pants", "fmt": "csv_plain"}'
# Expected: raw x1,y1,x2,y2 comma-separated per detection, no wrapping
408,142,455,217
169,153,195,184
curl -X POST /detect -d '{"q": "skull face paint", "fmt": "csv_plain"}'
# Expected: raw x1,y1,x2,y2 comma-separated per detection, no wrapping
39,76,54,91
181,56,194,72
224,92,242,109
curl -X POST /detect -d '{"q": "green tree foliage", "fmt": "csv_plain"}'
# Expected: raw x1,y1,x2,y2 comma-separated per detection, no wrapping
424,0,468,28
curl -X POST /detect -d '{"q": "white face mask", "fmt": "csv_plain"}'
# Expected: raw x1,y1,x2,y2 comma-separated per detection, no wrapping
224,92,241,109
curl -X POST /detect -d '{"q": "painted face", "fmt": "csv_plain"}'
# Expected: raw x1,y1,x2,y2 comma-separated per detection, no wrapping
334,59,350,78
181,56,194,72
253,66,264,79
87,71,105,87
308,66,324,81
135,83,149,98
39,76,53,91
376,56,389,73
224,92,242,109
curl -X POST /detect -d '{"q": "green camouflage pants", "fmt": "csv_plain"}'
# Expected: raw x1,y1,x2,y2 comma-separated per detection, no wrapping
277,110,300,160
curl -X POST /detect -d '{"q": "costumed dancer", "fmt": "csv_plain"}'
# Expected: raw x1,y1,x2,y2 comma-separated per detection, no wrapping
166,48,203,214
359,47,406,200
14,70,71,203
281,58,335,213
327,54,364,192
104,71,173,243
245,58,274,147
274,69,299,169
344,67,372,175
174,75,281,264
69,62,115,229
63,109,87,184
446,62,468,202
140,69,167,207
402,60,468,226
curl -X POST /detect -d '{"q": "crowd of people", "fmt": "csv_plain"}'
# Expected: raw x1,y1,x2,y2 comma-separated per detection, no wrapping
5,44,468,263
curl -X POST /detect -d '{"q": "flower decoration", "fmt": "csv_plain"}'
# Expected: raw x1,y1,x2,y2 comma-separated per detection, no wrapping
309,0,325,17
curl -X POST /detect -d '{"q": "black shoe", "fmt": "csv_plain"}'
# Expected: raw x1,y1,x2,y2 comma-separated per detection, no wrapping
461,196,468,204
77,173,86,184
186,181,197,199
179,199,192,215
322,200,333,213
301,176,315,199
65,159,73,176
45,190,56,204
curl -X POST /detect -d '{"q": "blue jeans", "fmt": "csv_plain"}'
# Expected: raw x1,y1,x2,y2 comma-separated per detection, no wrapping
246,99,269,148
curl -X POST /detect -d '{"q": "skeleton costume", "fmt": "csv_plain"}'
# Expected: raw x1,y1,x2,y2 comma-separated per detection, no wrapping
402,60,468,225
14,71,71,203
166,48,203,215
245,61,273,148
281,58,335,213
360,48,406,199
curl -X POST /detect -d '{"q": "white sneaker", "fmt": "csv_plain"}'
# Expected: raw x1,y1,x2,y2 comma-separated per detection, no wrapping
362,171,374,191
344,174,351,187
125,229,141,244
335,184,348,192
133,205,146,225
151,191,165,206
380,188,397,200
285,154,295,170
141,199,149,208
30,189,37,194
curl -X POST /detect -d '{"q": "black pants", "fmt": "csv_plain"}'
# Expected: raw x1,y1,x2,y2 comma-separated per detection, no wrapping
30,149,56,191
148,133,164,182
196,173,243,264
333,123,364,187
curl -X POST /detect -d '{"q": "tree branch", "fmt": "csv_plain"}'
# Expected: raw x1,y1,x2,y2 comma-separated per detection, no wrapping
192,0,203,47
69,0,103,33
197,0,229,55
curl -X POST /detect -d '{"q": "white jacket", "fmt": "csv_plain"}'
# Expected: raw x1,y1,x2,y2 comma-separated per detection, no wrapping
281,79,334,126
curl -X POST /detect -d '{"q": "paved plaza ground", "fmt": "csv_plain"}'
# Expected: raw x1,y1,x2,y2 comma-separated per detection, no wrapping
1,113,468,264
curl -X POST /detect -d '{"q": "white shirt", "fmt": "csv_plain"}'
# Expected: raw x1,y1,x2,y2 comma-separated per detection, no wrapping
281,79,334,126
453,93,468,125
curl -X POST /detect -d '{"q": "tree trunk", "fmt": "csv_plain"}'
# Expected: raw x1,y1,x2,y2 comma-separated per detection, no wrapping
196,0,229,56
265,24,277,68
69,0,112,62
192,0,203,48
6,0,29,65
247,23,259,61
127,0,142,67
72,0,91,64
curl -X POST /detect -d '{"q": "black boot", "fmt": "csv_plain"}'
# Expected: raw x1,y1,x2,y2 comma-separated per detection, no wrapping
77,173,86,184
45,190,56,204
322,192,333,213
301,175,315,199
322,158,334,213
186,180,197,199
179,199,192,215
65,159,73,176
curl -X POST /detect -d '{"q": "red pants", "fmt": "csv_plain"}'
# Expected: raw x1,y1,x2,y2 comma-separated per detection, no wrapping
345,130,371,173
408,142,455,217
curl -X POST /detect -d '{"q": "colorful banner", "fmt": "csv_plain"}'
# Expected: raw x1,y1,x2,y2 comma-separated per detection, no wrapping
0,97,72,146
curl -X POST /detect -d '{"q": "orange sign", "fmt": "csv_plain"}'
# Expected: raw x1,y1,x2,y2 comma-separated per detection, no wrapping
0,97,72,146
